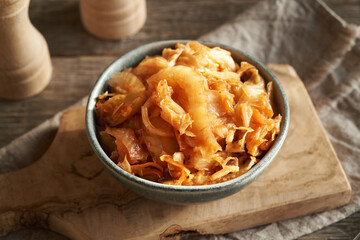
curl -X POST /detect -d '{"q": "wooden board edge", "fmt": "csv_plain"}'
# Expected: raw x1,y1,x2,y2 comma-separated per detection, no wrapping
184,188,352,238
41,185,352,240
268,64,352,197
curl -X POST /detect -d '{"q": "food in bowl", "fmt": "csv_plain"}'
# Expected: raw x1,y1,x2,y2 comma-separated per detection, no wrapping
95,41,281,186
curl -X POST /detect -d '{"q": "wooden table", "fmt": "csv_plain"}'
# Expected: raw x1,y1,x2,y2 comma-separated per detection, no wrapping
0,0,359,239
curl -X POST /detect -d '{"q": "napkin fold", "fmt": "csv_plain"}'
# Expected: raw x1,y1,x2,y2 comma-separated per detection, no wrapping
1,0,359,239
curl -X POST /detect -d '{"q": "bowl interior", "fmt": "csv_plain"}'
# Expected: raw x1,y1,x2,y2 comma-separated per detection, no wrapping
86,40,289,194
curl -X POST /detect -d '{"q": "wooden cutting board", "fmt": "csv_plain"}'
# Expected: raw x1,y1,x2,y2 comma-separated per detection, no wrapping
0,64,351,240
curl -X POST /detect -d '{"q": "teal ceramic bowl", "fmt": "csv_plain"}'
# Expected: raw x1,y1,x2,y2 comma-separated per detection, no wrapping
86,40,289,204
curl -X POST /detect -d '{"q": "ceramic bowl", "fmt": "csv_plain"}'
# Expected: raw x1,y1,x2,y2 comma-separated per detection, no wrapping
86,40,290,204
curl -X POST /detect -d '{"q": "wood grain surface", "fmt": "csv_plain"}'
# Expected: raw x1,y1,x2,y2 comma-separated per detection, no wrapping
0,0,359,239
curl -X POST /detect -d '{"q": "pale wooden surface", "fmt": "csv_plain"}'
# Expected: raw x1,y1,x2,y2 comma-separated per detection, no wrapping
0,64,352,239
0,0,52,99
0,0,359,239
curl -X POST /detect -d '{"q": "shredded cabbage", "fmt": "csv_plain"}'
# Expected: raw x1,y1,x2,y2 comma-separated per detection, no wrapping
96,41,281,185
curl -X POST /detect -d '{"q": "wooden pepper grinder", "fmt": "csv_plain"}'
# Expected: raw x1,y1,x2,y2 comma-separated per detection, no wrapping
80,0,147,40
0,0,52,100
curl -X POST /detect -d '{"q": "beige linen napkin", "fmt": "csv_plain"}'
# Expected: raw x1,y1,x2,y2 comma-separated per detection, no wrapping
1,0,359,239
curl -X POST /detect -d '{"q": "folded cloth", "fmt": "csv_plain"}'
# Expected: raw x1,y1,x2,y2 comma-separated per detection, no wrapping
1,0,359,239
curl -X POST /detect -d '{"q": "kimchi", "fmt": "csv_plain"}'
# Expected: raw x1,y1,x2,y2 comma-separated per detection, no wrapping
95,41,281,185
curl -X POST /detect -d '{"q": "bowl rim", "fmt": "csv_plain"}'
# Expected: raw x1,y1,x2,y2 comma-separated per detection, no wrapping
86,39,290,192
